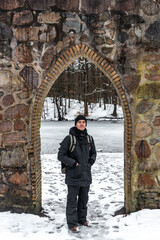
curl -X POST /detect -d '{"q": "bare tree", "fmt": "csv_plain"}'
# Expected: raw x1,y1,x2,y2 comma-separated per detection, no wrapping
47,57,120,119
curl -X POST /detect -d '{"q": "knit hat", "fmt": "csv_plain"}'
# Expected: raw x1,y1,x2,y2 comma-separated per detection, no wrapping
75,115,87,126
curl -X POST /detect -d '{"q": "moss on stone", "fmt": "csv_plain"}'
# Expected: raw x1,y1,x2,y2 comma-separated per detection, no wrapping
137,83,160,100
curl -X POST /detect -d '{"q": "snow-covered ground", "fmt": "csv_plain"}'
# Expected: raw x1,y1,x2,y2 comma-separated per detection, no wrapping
1,153,160,240
42,97,123,121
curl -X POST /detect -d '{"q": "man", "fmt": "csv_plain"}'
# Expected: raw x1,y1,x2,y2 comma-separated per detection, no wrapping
58,115,97,232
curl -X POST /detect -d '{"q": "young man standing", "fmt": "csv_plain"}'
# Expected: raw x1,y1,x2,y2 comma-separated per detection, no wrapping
58,115,96,232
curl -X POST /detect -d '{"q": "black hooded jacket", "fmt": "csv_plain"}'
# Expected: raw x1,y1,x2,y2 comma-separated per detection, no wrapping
58,127,96,186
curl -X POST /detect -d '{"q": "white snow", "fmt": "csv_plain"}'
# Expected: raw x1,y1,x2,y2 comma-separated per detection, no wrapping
1,153,160,240
41,97,123,121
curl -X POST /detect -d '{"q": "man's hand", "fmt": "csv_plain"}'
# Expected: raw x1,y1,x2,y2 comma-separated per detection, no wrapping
73,161,79,168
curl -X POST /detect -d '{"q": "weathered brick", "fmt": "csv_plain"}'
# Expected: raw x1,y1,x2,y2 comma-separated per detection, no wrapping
28,0,56,10
2,94,15,107
135,140,151,159
81,0,111,14
8,172,28,186
2,132,27,145
4,104,29,119
37,11,61,24
20,66,39,89
138,173,156,189
123,75,140,93
13,44,33,63
114,0,136,12
14,120,26,131
15,26,56,42
41,46,55,69
13,11,33,26
0,0,25,10
15,27,39,41
56,0,79,11
0,121,12,133
136,100,154,114
1,147,27,167
145,74,160,81
135,122,152,138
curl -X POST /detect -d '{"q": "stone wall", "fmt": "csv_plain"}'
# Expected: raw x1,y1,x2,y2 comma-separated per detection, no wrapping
0,0,160,213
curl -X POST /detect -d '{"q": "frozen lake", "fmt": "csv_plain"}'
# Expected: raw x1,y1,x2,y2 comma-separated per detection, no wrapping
40,120,124,154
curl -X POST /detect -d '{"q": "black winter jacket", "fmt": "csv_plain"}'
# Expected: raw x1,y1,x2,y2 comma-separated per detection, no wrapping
58,127,96,186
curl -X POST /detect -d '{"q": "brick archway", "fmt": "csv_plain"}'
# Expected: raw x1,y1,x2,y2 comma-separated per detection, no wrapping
29,44,132,213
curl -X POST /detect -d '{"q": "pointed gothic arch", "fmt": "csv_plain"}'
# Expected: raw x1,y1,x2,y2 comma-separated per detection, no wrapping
29,44,132,213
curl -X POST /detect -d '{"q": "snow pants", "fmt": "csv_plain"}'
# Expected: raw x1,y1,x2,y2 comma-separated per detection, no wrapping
66,185,90,229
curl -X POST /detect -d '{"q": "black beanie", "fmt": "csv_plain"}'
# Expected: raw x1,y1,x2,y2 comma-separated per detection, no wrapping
75,115,87,126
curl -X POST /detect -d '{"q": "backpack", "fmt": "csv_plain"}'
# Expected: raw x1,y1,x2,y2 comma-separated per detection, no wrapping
61,134,92,174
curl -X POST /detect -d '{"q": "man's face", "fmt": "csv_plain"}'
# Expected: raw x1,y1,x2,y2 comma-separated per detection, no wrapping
76,120,86,131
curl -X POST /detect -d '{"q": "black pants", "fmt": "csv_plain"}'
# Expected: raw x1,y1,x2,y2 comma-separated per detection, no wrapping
66,185,90,229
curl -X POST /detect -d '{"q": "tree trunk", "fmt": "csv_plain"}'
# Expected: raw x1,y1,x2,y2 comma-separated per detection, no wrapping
60,97,63,106
54,101,56,118
84,98,88,116
68,97,70,108
65,98,67,115
99,97,101,107
104,98,106,110
112,94,118,117
55,97,63,121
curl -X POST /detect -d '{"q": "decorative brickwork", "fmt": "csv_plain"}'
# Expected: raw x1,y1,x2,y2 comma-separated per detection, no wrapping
30,44,132,213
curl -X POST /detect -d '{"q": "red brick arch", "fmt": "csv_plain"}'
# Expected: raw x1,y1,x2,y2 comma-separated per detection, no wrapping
29,44,132,213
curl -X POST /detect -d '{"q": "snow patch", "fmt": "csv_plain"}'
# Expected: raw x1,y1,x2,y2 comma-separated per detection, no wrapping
41,98,123,121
